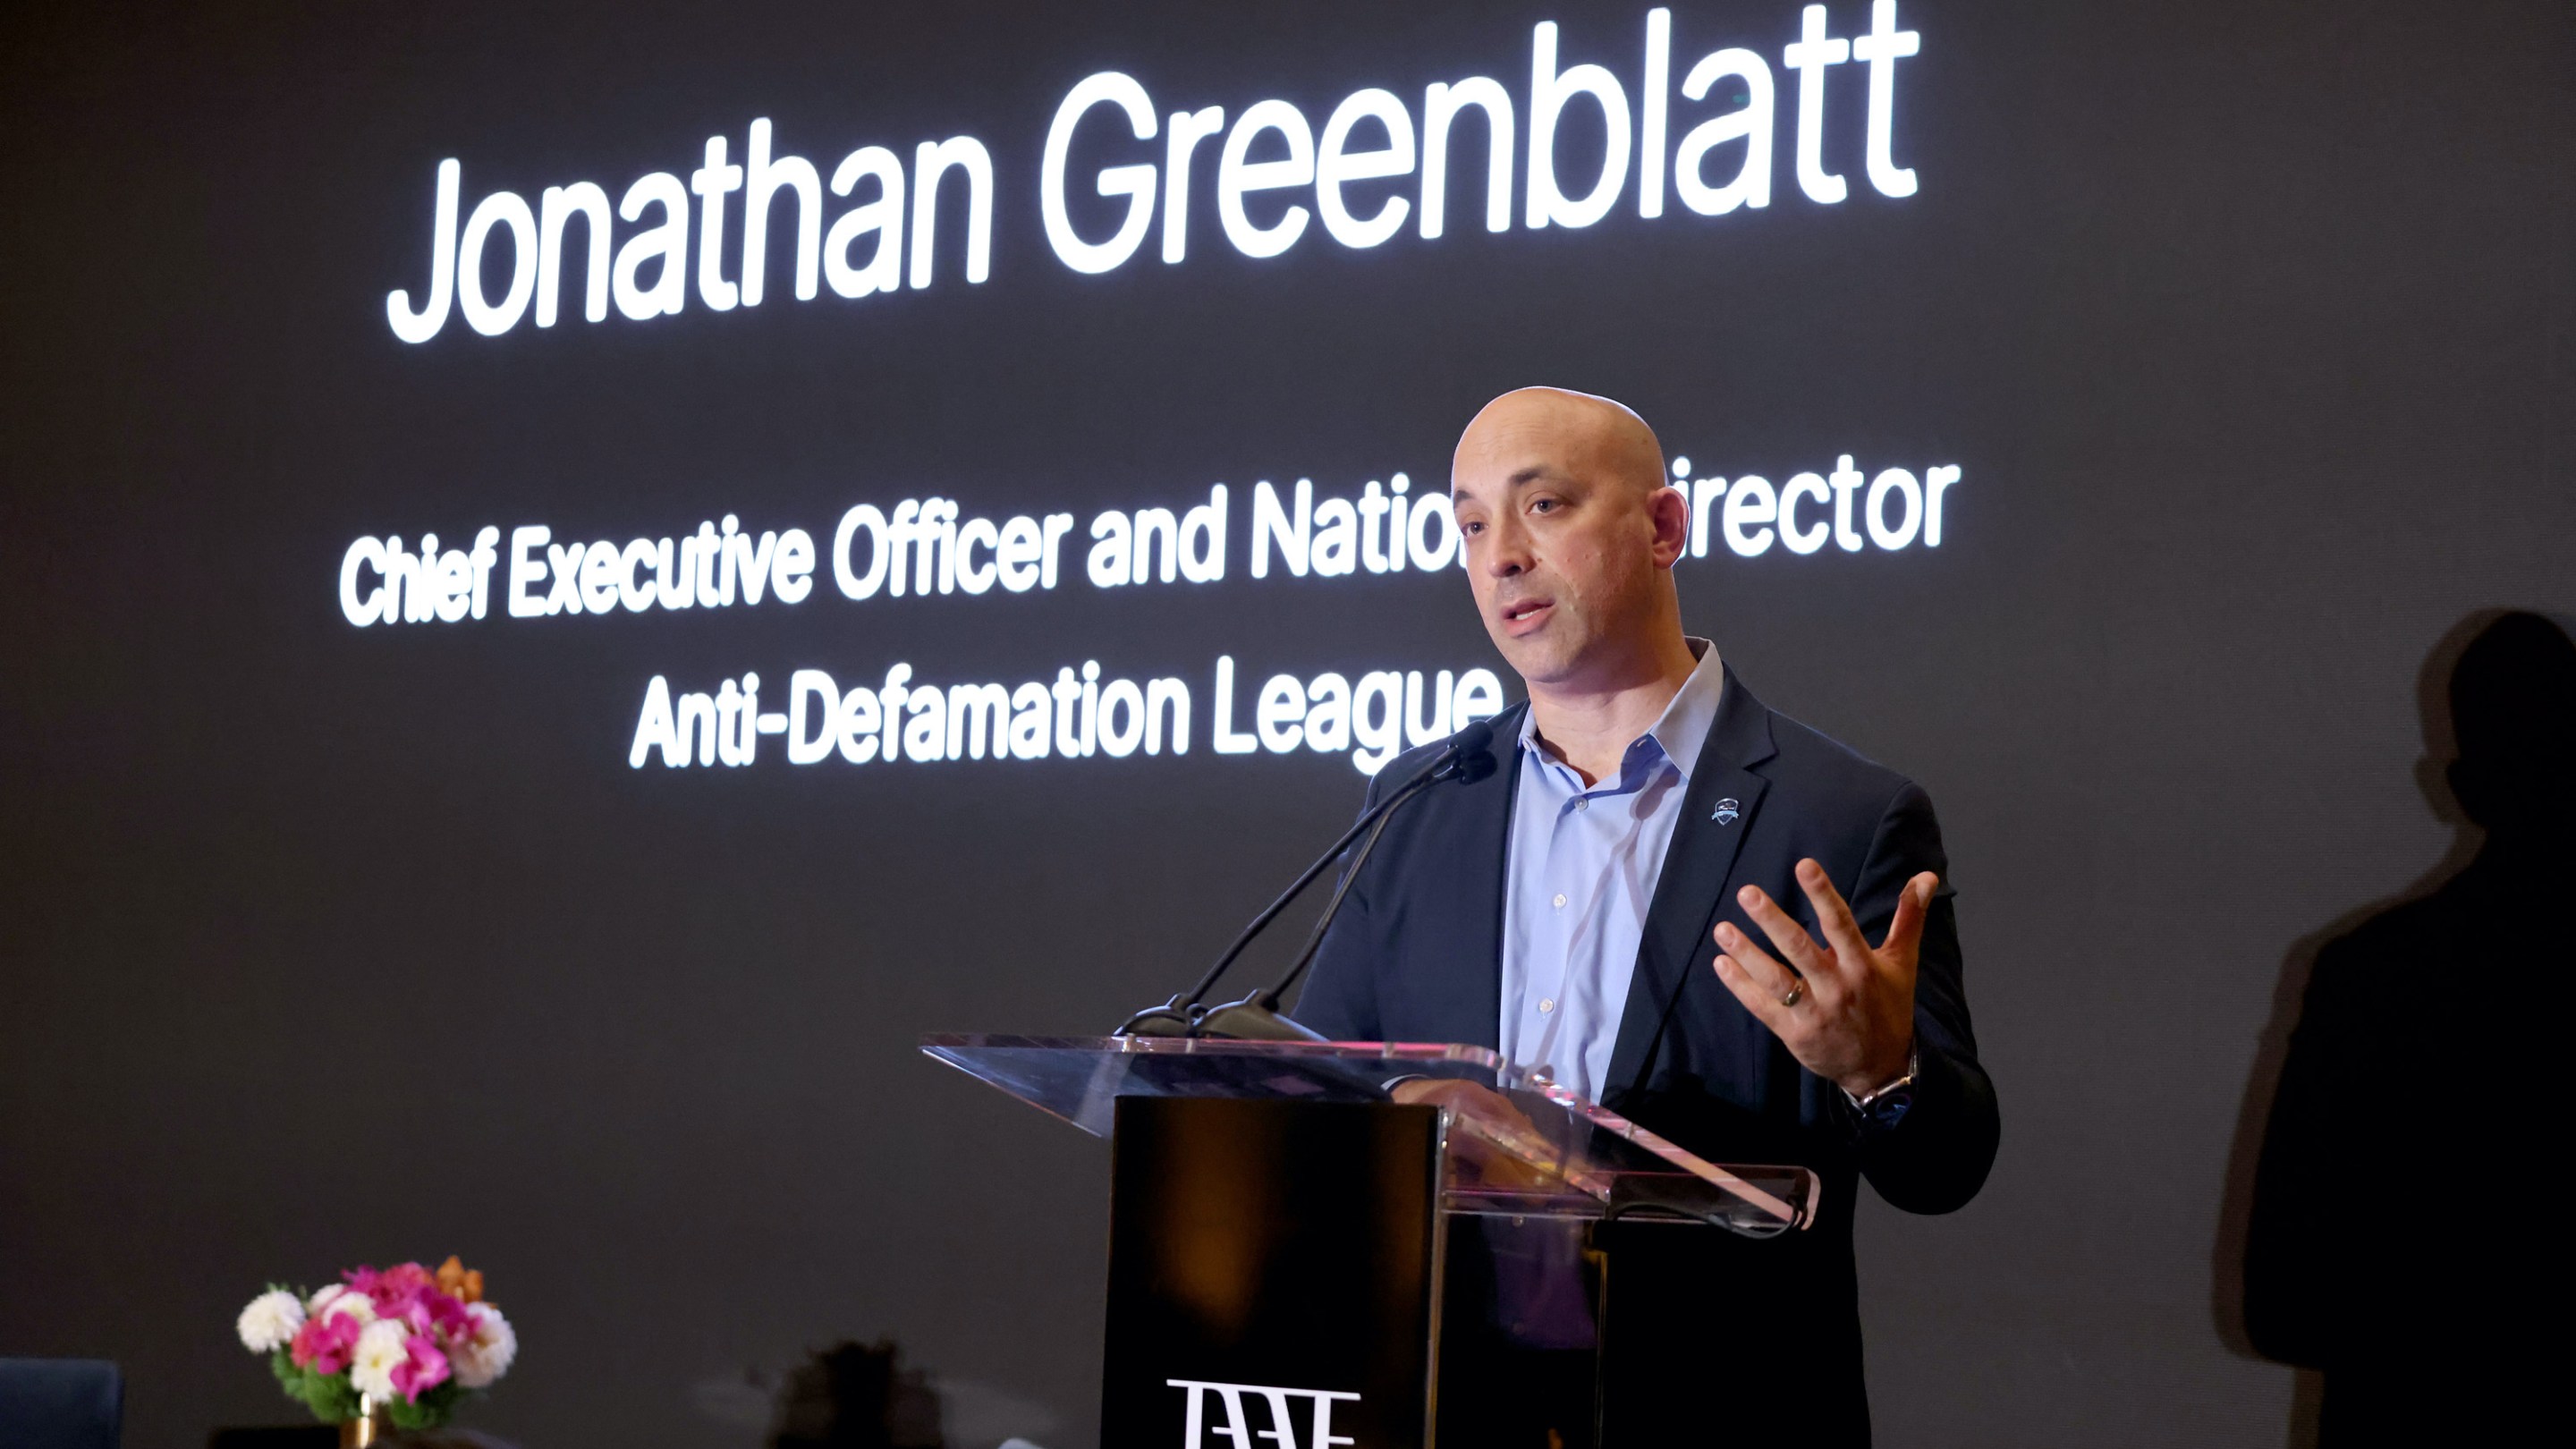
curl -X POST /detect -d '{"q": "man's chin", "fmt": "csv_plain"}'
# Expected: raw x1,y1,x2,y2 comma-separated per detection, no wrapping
1494,639,1587,691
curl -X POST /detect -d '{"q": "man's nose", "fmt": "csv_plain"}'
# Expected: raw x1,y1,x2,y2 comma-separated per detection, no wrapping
1483,515,1532,576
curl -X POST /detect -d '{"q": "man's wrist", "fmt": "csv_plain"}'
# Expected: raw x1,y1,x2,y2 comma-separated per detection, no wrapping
1840,1044,1919,1126
1836,1043,1915,1102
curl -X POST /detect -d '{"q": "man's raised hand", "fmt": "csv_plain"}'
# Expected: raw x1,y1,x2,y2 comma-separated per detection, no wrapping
1709,859,1936,1098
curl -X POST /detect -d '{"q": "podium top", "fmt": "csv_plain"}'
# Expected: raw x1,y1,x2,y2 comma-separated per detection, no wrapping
922,1034,1817,1235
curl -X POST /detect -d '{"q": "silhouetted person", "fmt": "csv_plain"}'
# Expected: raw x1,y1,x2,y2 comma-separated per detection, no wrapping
2243,610,2572,1444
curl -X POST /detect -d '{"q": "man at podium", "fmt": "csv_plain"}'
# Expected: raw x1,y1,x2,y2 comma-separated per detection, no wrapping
1296,387,2000,1442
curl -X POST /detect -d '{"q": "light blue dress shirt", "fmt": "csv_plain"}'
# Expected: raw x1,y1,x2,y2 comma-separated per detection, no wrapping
1498,640,1725,1102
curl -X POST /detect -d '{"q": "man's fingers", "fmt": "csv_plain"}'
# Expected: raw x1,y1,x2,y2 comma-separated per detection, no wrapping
1712,921,1797,994
1714,918,1843,1018
1877,872,1939,962
1711,948,1799,1035
1793,859,1875,970
1734,883,1833,978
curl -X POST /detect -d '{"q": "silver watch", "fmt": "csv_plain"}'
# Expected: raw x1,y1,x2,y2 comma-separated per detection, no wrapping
1843,1046,1919,1123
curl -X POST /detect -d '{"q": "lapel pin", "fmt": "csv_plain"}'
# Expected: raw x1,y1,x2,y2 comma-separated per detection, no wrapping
1713,798,1740,824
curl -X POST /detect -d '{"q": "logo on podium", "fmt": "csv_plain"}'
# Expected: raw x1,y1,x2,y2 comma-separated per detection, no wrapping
1166,1379,1361,1449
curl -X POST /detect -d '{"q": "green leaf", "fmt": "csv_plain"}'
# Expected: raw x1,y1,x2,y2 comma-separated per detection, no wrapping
386,1383,459,1432
268,1351,358,1424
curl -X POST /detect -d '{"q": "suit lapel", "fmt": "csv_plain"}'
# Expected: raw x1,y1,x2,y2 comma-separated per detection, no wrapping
1458,703,1526,1049
1606,667,1779,1095
1410,701,1522,1050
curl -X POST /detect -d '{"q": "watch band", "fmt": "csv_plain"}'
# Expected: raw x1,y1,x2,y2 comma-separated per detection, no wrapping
1844,1046,1919,1115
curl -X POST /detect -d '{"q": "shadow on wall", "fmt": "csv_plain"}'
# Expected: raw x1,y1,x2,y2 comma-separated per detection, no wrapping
768,1340,945,1449
688,1338,1057,1449
2214,609,2572,1448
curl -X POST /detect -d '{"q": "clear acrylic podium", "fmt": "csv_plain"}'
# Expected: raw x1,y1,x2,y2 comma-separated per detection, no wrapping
923,1035,1818,1448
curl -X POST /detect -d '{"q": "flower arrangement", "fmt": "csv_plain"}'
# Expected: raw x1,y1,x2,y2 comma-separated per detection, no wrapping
235,1258,516,1432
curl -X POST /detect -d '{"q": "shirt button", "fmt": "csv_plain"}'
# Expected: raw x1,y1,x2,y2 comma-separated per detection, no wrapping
1538,998,1555,1013
1575,797,1590,812
1552,893,1567,910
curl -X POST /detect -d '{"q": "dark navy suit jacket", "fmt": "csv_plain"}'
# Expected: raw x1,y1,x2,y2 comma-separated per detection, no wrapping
1293,666,1999,1432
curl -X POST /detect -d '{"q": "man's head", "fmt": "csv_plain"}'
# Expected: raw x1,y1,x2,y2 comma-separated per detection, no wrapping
1450,387,1692,692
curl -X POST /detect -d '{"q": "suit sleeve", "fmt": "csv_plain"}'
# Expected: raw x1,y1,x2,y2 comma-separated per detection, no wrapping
1286,772,1388,1041
1846,781,2000,1215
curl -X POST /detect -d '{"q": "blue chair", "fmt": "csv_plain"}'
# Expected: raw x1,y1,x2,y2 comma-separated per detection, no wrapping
0,1359,123,1449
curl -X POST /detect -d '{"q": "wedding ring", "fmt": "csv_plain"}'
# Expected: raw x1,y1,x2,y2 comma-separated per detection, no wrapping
1780,977,1808,1008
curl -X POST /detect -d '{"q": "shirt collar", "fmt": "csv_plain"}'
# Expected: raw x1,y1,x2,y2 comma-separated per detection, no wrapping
1649,638,1725,783
1515,638,1726,785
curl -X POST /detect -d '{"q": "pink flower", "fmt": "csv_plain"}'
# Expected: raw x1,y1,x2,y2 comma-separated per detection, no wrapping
347,1262,436,1320
422,1289,473,1339
380,1284,471,1340
289,1311,361,1376
386,1329,453,1402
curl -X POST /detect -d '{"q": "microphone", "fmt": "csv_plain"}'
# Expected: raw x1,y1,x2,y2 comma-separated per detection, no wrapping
1198,735,1500,1038
1117,718,1501,1040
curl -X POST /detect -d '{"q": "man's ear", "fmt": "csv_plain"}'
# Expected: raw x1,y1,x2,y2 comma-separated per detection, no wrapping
1649,484,1693,566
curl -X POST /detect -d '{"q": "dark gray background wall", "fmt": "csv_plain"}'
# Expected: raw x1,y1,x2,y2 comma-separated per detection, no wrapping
4,2,2569,1446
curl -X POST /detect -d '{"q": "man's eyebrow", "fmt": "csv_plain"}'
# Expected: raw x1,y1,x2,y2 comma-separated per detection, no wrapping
1451,463,1570,500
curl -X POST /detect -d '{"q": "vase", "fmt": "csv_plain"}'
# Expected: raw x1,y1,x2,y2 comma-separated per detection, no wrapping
340,1395,391,1447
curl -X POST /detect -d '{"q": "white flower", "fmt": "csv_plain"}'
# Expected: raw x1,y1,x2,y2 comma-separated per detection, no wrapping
349,1319,412,1400
309,1285,377,1326
236,1290,306,1353
445,1301,516,1389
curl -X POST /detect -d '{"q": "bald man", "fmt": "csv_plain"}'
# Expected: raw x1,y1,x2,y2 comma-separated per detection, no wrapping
1296,388,1998,1445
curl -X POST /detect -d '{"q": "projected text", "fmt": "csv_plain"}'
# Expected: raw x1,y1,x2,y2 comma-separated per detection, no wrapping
384,4,1925,343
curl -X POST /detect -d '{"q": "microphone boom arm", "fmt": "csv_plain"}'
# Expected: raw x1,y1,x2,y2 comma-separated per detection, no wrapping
1115,721,1497,1038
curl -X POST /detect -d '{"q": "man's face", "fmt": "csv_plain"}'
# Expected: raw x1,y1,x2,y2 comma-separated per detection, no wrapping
1450,394,1683,690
